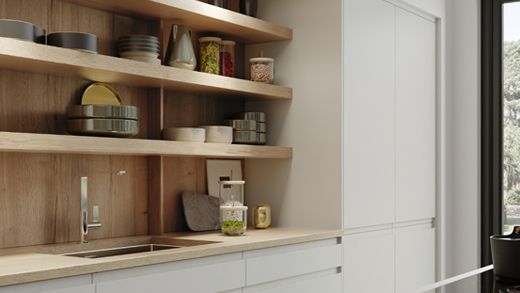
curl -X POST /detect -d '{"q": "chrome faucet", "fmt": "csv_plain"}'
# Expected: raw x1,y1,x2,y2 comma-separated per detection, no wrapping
80,171,126,244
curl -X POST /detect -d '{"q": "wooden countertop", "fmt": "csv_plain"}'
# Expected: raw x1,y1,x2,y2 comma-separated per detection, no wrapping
0,227,344,287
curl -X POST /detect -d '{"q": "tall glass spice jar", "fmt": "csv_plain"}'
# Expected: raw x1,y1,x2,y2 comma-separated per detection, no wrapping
199,37,221,74
219,40,235,77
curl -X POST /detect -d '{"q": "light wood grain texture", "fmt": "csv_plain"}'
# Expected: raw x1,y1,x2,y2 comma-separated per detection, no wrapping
0,153,148,249
0,228,343,287
0,0,293,251
148,156,164,235
163,91,245,127
0,38,292,100
0,132,292,159
147,89,164,139
161,89,245,233
163,157,206,233
56,0,292,43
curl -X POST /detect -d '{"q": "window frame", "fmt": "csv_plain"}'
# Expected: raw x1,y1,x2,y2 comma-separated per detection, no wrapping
481,0,520,290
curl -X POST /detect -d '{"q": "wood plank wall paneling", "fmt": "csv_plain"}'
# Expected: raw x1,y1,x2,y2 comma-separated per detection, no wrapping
162,92,245,233
0,153,148,249
0,0,156,248
0,0,249,247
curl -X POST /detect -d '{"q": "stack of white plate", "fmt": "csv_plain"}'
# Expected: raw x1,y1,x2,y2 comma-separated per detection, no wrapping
118,35,161,65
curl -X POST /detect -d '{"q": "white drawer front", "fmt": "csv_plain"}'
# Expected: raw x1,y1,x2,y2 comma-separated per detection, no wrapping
245,243,342,286
0,275,92,293
255,273,342,293
96,259,245,293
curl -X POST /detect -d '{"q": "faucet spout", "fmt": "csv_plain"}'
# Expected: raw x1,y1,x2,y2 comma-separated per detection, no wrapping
80,171,125,244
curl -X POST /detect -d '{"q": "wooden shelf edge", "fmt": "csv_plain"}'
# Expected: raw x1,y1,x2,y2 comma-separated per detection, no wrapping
0,132,293,159
0,38,292,100
58,0,292,44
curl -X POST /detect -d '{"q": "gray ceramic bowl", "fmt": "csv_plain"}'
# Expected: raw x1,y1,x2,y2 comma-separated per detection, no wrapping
222,119,257,131
0,19,35,42
256,132,266,145
234,112,266,123
118,45,160,53
47,32,98,53
233,130,257,144
118,39,159,45
256,122,266,133
118,35,158,42
66,118,139,137
66,105,139,120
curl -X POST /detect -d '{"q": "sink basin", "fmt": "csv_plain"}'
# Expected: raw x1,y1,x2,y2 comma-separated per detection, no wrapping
61,244,180,259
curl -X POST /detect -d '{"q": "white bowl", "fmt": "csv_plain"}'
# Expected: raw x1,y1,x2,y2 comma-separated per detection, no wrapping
163,127,205,142
199,126,233,143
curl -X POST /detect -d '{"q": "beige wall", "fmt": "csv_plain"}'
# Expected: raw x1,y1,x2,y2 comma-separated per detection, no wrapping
243,0,343,229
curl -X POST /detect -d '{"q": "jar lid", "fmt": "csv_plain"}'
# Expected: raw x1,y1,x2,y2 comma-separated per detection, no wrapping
218,180,245,185
220,206,248,211
249,57,275,63
199,37,222,43
220,40,236,45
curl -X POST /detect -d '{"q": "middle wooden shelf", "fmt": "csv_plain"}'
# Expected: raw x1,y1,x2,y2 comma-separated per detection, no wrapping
0,132,292,159
0,38,292,100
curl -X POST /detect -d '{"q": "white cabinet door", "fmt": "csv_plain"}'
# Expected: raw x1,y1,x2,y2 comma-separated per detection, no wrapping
344,233,395,293
94,253,245,293
395,8,436,222
343,0,397,229
0,275,93,293
395,228,435,293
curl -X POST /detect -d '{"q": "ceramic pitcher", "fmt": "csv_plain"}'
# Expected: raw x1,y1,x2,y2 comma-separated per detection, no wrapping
165,24,197,70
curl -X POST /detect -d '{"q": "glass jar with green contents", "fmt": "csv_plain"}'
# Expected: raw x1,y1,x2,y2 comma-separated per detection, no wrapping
220,205,247,236
199,37,221,74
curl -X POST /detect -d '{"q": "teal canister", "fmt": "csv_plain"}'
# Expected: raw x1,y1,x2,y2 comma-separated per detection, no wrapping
165,24,197,70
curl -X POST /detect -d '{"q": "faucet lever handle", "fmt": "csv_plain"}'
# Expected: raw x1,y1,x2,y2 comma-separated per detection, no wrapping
93,206,99,223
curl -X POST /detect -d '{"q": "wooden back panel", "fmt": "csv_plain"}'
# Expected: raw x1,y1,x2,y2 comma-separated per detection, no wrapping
0,0,247,248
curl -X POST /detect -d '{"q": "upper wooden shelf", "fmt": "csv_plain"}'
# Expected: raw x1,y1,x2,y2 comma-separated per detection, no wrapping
0,132,293,159
0,38,292,100
58,0,292,44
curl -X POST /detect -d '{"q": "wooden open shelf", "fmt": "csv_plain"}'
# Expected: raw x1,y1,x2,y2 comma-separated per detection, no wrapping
0,132,293,159
58,0,292,44
0,38,292,100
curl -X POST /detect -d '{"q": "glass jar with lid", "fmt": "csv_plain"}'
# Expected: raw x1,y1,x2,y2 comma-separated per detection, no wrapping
219,40,235,77
199,37,221,74
219,180,246,236
249,57,275,84
220,205,247,236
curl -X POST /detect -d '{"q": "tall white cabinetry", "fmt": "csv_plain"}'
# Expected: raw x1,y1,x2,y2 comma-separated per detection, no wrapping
395,7,436,223
343,0,436,292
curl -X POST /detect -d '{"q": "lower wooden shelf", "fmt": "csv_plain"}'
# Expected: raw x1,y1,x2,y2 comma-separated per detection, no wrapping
0,132,292,159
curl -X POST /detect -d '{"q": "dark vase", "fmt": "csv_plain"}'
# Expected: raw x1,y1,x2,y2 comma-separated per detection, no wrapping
239,0,258,18
208,0,227,8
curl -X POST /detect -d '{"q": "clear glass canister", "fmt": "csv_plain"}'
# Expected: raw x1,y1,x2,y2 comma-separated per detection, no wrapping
218,180,245,207
220,205,247,236
249,57,274,84
199,37,221,74
219,40,235,77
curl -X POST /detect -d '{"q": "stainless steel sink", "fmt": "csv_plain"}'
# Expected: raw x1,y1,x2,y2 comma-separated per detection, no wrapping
60,244,180,259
